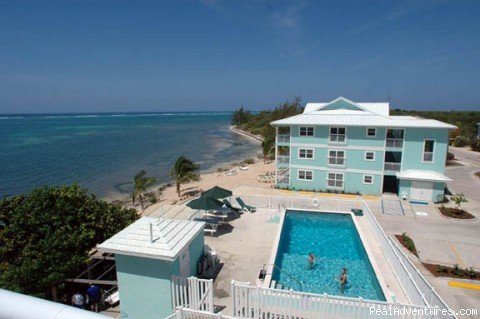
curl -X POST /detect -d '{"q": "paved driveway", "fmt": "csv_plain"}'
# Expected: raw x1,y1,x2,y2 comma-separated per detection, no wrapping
374,148,480,317
445,147,480,204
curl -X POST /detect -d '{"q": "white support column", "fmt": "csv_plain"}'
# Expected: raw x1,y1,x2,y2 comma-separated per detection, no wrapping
274,126,278,187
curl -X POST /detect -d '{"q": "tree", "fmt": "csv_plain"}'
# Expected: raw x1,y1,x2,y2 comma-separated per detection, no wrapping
231,106,251,125
170,156,200,197
132,170,157,210
450,193,468,209
261,136,274,163
0,184,138,299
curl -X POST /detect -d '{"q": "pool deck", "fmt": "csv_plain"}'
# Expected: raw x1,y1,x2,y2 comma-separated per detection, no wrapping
203,205,408,316
147,184,480,317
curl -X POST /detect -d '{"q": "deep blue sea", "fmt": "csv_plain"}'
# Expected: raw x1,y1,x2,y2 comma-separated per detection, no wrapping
0,112,260,199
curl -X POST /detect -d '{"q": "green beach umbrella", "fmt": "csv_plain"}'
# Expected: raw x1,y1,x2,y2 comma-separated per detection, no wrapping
201,186,232,199
187,196,224,210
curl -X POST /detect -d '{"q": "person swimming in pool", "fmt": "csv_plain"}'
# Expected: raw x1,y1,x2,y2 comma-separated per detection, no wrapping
307,252,315,269
339,267,348,285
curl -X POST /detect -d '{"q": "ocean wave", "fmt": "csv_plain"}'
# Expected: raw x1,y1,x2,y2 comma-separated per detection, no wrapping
0,112,232,120
0,116,24,119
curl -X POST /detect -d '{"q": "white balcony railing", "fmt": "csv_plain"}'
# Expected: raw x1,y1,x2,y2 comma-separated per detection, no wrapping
276,134,290,143
386,138,403,148
276,175,290,185
276,155,290,164
384,162,401,171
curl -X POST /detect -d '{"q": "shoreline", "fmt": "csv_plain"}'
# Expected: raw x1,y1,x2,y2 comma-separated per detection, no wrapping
230,125,264,143
106,126,265,210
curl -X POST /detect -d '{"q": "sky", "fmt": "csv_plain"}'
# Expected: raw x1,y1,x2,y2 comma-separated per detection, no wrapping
0,0,479,113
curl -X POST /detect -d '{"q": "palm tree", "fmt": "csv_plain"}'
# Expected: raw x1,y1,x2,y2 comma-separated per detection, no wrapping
132,170,157,210
262,137,274,164
170,156,200,197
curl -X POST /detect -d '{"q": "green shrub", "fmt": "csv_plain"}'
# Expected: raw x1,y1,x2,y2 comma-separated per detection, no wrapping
471,137,480,152
148,194,158,204
402,232,416,253
242,158,255,165
452,264,462,275
453,136,468,147
436,265,448,273
446,152,455,161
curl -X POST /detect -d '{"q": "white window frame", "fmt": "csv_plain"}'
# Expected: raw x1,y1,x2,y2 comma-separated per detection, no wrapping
364,151,375,161
298,148,314,160
366,128,376,137
327,172,344,189
328,149,346,166
422,139,435,163
299,126,314,137
298,169,313,181
363,174,374,185
329,127,347,143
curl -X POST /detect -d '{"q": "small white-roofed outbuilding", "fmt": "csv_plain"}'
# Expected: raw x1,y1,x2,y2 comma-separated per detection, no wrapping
98,216,204,261
97,217,205,319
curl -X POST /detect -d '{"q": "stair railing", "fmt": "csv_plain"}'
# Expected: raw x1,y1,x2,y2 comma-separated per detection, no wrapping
265,263,303,291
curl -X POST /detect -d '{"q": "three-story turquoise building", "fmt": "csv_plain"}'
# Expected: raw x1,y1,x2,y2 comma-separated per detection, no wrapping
271,97,456,203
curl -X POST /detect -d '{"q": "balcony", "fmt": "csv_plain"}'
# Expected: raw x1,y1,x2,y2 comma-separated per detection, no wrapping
277,134,290,143
277,155,290,165
384,162,401,171
276,175,290,185
386,138,403,148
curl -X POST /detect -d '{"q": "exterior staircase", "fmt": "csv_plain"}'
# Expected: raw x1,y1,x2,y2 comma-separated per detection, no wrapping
381,197,405,216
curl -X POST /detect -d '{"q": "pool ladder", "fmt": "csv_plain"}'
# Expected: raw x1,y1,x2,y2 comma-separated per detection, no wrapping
264,263,303,292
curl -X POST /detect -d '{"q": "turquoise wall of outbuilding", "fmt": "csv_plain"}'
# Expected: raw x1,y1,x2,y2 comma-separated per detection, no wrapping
398,179,445,203
115,232,204,319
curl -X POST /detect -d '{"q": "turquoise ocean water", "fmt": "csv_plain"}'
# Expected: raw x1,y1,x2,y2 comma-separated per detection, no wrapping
0,112,260,199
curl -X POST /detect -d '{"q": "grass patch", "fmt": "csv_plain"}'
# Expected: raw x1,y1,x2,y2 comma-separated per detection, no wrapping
439,206,475,219
395,232,418,257
423,263,480,279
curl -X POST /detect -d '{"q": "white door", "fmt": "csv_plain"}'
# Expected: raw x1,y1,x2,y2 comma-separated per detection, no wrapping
410,181,433,202
179,248,190,277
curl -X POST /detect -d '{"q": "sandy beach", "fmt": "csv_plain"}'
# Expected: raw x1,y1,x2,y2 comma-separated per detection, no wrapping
142,159,275,215
133,127,273,215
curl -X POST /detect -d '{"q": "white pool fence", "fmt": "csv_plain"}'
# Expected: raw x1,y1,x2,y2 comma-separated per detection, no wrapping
172,276,214,313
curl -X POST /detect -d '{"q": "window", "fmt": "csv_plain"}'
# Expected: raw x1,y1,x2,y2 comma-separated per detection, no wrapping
363,175,373,184
300,126,314,136
327,173,344,189
365,151,375,161
366,128,376,137
329,127,346,142
328,150,345,166
298,170,313,181
423,140,435,162
299,148,314,159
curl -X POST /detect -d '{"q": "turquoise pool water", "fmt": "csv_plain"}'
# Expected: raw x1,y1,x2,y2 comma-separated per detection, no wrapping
272,210,386,301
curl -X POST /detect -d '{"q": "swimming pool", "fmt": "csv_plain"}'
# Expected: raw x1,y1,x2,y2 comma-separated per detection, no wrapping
271,210,386,301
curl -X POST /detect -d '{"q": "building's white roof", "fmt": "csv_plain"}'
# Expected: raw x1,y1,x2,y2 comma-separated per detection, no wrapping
97,217,204,261
303,97,389,116
271,112,456,128
396,170,452,182
272,97,456,129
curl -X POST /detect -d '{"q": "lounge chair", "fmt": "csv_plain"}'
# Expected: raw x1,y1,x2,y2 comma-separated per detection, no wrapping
194,217,220,236
222,199,241,214
235,197,256,213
